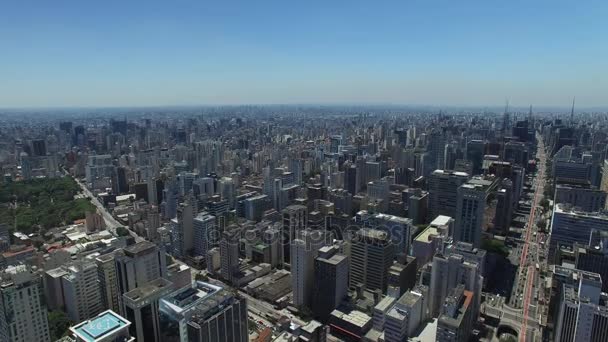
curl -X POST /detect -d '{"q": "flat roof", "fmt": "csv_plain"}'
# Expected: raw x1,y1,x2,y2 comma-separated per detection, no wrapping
71,310,130,342
415,226,440,243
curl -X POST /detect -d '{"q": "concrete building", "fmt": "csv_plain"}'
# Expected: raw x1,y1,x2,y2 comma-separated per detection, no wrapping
0,265,51,342
115,241,168,313
384,290,425,341
436,285,474,342
61,260,105,322
312,246,349,321
454,177,495,248
158,281,248,342
220,230,240,284
96,252,120,313
350,228,395,293
193,212,216,258
69,310,133,342
282,204,308,264
428,170,469,221
429,253,483,318
292,229,325,309
550,204,608,259
366,213,413,256
122,278,174,342
554,184,607,212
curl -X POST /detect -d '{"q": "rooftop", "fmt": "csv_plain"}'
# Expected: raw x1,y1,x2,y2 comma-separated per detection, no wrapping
123,278,173,302
71,310,130,342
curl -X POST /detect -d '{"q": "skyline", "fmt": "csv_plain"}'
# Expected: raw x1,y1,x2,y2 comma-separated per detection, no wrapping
1,0,607,107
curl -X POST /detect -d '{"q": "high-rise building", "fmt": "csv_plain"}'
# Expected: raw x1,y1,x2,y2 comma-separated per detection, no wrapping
454,177,495,248
384,290,425,341
171,200,195,258
549,204,608,260
465,140,486,175
61,260,105,322
291,229,326,309
123,278,174,342
69,310,133,342
159,281,248,342
554,271,608,342
282,204,308,264
436,285,474,342
220,229,240,284
429,253,483,318
554,184,607,212
366,213,413,256
312,246,349,322
115,241,168,313
350,228,395,293
428,170,469,222
193,212,216,258
493,180,513,235
0,265,51,342
96,252,121,313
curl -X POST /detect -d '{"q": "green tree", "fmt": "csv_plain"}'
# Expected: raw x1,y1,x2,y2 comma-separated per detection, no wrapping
48,310,72,340
115,226,130,237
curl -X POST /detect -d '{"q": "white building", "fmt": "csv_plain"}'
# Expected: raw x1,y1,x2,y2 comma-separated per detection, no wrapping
0,265,51,342
193,212,216,258
291,229,325,309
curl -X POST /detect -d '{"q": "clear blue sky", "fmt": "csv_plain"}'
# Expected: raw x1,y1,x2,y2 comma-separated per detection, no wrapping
1,0,607,108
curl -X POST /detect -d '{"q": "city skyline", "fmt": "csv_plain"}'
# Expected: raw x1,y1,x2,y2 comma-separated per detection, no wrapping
1,0,607,107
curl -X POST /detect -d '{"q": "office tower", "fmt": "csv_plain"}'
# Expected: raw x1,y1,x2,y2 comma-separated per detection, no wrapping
407,189,428,225
427,129,446,174
0,265,51,342
159,281,248,342
218,176,236,209
177,171,197,196
493,180,513,235
115,241,168,312
112,166,128,194
193,212,216,258
387,256,417,296
61,260,105,322
290,158,303,185
503,141,528,167
574,238,608,292
312,246,349,322
263,227,283,268
162,179,179,219
220,230,240,283
554,184,607,212
454,177,495,248
96,252,121,313
193,177,215,198
436,285,474,342
555,271,608,342
85,154,114,184
147,177,159,205
553,158,592,183
69,310,133,342
428,170,469,221
123,278,174,342
429,252,483,321
350,228,395,293
171,200,195,258
20,152,32,180
344,165,358,195
282,204,308,264
550,204,608,259
367,213,413,255
32,138,47,156
465,140,485,175
385,290,425,341
291,229,326,309
365,161,382,183
243,194,270,222
330,135,342,153
443,143,457,170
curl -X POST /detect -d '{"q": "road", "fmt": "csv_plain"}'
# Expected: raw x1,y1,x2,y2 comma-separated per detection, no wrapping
72,175,142,240
518,133,547,342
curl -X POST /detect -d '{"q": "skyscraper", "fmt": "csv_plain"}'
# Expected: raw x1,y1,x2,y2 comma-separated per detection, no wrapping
350,228,395,293
428,170,469,221
454,177,495,248
61,260,105,322
115,241,168,313
291,229,325,309
193,212,216,258
312,246,349,322
282,204,308,264
0,265,51,342
220,229,240,284
123,277,174,342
